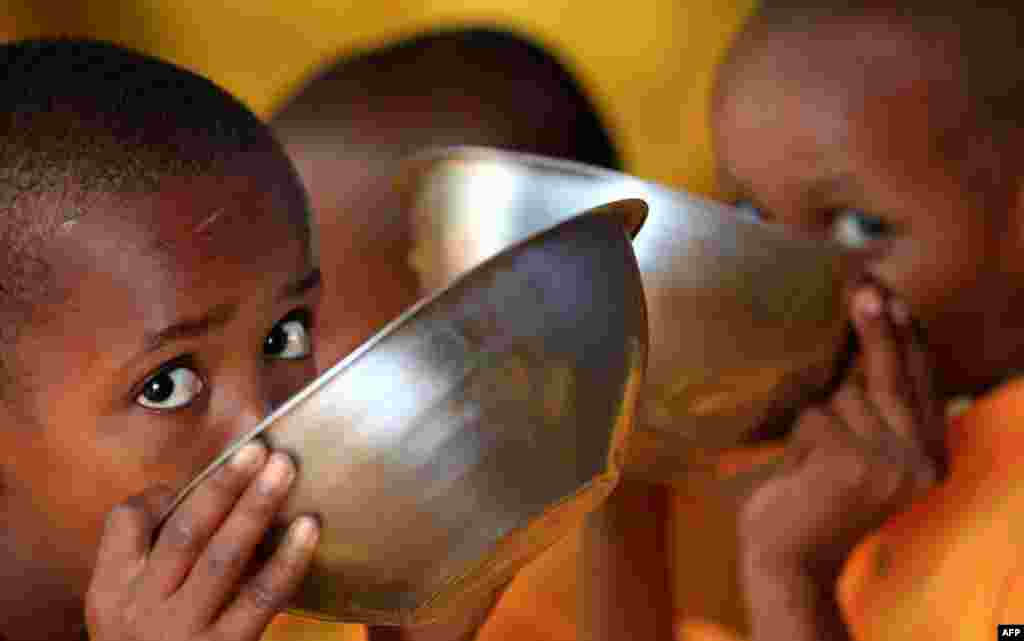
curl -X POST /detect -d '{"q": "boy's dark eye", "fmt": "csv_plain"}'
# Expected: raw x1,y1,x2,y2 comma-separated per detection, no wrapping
264,309,312,360
832,209,892,248
137,366,203,410
732,200,767,222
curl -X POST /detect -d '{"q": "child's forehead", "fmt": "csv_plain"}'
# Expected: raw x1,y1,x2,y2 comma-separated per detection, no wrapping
715,18,972,163
46,169,310,292
726,18,961,110
711,15,984,223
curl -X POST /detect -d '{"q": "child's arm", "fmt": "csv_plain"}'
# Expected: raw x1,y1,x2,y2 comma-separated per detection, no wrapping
736,283,945,641
579,479,675,641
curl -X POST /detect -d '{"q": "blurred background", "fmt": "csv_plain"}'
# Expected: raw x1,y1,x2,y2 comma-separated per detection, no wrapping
2,0,753,194
1,1,756,639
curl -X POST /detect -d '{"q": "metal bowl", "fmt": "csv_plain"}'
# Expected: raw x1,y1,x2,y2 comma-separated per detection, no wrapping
397,146,857,485
160,200,649,625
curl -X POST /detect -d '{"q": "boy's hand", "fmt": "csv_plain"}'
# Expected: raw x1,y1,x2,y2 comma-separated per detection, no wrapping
85,440,320,641
737,283,946,640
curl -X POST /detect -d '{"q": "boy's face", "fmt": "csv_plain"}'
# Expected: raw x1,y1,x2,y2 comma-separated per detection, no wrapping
712,17,1024,399
0,153,321,608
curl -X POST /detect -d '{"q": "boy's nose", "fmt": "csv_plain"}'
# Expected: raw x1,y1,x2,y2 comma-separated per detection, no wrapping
220,359,319,443
264,357,319,413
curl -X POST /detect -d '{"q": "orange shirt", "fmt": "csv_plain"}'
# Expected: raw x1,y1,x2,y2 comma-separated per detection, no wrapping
683,377,1024,641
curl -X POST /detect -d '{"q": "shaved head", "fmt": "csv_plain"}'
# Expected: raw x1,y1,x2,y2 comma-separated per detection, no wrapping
271,27,623,369
273,27,620,168
716,2,1024,215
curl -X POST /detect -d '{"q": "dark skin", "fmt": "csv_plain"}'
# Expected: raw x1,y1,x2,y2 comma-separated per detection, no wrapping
710,16,1024,640
0,150,495,641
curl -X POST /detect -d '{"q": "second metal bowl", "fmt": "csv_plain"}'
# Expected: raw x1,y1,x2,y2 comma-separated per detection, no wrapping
398,147,856,484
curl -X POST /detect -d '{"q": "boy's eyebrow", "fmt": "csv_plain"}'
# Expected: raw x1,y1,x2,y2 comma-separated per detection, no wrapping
143,303,237,354
141,268,322,354
276,267,322,301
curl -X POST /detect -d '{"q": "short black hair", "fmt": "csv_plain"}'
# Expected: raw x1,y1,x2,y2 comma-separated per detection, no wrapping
271,25,622,171
0,38,302,397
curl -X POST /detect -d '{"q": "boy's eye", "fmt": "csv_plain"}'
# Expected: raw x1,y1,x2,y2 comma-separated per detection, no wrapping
137,366,203,410
732,200,766,222
832,209,891,248
264,310,312,360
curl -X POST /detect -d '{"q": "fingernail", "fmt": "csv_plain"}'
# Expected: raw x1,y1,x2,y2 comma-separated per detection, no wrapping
287,515,319,550
888,298,911,326
854,288,883,320
258,452,295,494
231,440,265,470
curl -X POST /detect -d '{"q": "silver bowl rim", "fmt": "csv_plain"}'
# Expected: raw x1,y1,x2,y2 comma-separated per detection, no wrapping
398,145,850,252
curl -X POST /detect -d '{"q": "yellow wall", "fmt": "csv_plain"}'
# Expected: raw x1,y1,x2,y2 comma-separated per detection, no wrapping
6,0,754,195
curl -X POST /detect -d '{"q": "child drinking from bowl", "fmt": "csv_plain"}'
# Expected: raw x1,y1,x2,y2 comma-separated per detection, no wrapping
599,2,1024,640
0,38,501,641
715,3,1024,639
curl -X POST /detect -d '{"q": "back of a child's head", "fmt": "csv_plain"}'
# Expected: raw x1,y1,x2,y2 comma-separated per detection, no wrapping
272,26,622,171
0,38,302,401
269,26,624,370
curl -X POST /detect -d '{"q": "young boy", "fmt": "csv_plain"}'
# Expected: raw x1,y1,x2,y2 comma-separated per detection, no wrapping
0,38,498,641
676,2,1024,639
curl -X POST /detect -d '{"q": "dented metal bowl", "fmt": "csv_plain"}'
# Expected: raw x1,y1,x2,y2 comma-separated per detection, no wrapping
397,147,857,485
161,201,649,625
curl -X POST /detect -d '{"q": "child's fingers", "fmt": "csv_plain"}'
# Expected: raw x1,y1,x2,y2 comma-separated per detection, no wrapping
211,515,320,641
895,304,947,472
90,484,175,592
178,451,298,624
850,286,916,438
143,440,268,599
828,378,887,444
